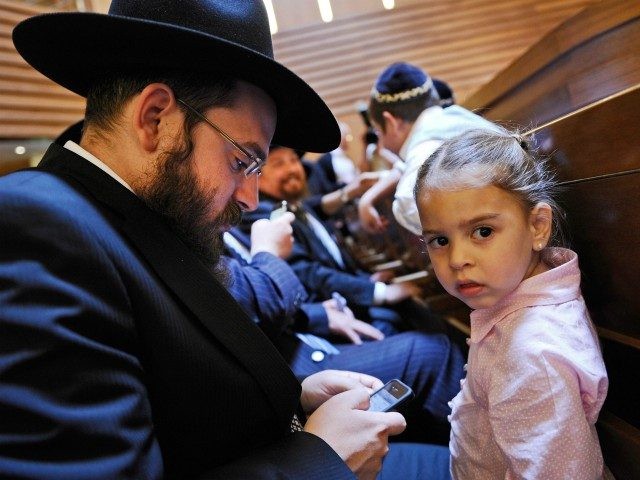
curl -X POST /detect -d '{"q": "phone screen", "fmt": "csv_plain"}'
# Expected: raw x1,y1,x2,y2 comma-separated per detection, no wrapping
368,379,413,412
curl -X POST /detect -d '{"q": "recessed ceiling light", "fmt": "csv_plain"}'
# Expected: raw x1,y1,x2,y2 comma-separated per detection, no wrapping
318,0,333,22
14,146,26,155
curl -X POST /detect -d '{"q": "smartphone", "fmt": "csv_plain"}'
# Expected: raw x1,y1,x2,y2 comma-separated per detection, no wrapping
270,201,289,220
367,379,414,412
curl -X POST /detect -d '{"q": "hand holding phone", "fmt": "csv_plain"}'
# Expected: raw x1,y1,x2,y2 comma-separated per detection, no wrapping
367,379,414,412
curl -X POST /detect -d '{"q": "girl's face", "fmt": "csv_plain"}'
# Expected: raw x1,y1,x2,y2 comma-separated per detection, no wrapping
417,184,550,310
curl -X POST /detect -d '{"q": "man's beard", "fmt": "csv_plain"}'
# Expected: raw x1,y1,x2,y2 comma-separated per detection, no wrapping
281,174,307,202
137,144,242,285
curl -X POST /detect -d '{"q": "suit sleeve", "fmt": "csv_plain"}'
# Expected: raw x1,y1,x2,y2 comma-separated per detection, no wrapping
240,202,374,306
287,233,375,307
298,302,331,337
201,431,355,479
0,189,163,479
223,253,307,330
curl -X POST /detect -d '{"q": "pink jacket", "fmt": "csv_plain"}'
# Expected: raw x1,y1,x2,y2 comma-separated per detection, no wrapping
449,248,608,479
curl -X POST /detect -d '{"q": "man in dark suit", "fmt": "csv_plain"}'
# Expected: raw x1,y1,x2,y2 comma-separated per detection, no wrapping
0,2,416,479
242,145,443,338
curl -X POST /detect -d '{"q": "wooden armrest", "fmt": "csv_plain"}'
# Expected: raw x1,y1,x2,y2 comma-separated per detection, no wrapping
597,411,640,480
372,259,404,272
359,252,387,265
392,270,429,283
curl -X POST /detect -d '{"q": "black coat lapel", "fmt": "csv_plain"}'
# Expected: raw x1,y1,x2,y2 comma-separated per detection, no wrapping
38,144,300,425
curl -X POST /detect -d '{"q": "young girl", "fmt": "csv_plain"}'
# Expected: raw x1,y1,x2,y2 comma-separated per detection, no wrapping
413,128,608,479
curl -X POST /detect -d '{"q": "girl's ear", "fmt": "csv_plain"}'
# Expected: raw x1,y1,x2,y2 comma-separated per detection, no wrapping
530,202,553,251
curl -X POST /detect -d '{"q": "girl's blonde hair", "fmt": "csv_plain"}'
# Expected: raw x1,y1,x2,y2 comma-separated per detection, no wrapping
413,127,566,247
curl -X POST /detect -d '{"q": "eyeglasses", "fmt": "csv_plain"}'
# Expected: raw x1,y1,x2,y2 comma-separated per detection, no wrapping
177,98,264,177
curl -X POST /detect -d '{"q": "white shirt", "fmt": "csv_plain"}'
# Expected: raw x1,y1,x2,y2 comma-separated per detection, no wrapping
63,141,133,192
329,147,358,184
392,105,500,235
304,210,386,304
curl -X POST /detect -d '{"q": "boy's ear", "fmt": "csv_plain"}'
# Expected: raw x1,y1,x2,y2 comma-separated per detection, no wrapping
133,83,176,153
382,110,401,134
530,202,553,251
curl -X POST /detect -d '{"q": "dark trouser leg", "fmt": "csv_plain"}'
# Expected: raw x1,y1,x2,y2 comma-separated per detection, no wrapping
287,331,465,444
379,443,451,480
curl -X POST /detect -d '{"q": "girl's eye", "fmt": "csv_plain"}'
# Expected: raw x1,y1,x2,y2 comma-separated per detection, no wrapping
427,236,448,249
472,226,493,240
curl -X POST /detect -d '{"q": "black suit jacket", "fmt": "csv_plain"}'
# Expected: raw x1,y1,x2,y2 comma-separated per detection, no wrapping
305,155,341,196
242,197,376,308
0,144,352,479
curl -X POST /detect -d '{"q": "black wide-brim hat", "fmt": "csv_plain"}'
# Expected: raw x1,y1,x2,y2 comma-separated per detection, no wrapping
12,0,339,153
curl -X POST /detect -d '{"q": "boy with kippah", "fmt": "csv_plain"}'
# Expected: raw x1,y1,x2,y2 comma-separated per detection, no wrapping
358,62,499,236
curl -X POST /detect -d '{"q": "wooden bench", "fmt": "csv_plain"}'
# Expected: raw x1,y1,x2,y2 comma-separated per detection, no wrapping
458,1,640,477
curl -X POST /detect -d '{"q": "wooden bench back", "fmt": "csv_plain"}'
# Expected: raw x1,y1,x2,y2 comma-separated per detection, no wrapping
462,1,640,477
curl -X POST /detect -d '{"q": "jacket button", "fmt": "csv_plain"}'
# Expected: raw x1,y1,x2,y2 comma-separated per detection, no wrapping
311,350,325,362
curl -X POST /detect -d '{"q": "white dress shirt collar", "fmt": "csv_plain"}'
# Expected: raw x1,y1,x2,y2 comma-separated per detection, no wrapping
63,140,134,193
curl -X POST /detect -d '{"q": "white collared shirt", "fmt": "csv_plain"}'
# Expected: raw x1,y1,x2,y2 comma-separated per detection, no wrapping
330,147,358,184
64,140,133,192
392,105,500,235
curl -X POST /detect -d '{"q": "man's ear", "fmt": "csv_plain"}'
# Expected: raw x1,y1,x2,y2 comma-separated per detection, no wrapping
530,202,553,251
133,83,176,153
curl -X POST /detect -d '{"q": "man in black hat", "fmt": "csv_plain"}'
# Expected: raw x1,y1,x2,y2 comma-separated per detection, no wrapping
358,62,499,236
0,3,432,479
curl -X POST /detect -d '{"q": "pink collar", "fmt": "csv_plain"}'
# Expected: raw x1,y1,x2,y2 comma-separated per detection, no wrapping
469,248,582,343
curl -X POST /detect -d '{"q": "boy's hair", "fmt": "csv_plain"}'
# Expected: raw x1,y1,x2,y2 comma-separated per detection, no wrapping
413,128,567,247
368,62,440,131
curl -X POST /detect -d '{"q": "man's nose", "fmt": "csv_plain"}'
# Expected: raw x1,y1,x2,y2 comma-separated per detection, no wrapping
233,174,259,212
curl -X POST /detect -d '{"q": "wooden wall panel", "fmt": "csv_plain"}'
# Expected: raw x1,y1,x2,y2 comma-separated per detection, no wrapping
0,1,85,139
1,0,590,147
444,0,640,475
272,0,595,156
463,0,640,126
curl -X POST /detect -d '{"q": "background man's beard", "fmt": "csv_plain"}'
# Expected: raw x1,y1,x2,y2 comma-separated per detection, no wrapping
282,177,307,202
137,147,241,285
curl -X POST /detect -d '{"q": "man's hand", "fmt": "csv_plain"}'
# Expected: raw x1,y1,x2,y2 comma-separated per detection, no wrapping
357,168,401,233
302,376,406,480
249,212,295,259
357,199,388,233
300,369,382,413
383,281,423,304
323,299,384,345
369,270,395,283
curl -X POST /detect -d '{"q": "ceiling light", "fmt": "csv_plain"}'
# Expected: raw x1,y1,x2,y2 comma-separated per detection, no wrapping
318,0,333,23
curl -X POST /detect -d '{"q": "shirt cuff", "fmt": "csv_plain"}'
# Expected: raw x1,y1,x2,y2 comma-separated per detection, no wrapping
393,160,407,173
373,281,387,305
298,303,331,337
